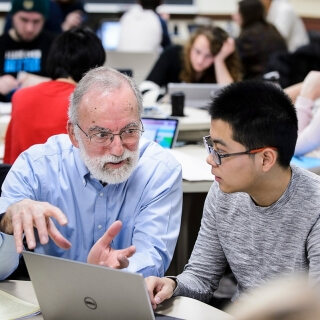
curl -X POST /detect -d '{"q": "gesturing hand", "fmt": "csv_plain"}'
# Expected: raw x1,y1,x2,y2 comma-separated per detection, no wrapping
87,220,136,269
2,199,71,253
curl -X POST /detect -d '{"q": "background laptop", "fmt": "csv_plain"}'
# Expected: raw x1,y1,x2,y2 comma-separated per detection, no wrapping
23,251,183,320
142,117,179,149
96,20,121,50
168,83,225,109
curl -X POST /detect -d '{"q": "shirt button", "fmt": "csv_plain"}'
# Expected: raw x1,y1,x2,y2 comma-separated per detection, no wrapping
100,192,103,197
98,225,102,230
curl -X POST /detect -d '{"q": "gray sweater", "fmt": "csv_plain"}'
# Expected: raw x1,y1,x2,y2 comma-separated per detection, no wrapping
174,165,320,302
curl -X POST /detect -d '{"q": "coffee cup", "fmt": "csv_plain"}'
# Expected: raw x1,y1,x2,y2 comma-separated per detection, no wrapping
170,91,185,117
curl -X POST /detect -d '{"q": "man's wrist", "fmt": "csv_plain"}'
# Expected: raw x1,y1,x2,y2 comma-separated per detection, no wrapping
165,276,178,292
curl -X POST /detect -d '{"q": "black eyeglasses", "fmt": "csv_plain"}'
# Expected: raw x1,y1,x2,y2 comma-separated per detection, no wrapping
76,121,144,146
203,135,278,166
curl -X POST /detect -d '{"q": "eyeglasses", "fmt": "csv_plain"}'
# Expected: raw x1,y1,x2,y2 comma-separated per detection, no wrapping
76,122,144,146
203,135,278,166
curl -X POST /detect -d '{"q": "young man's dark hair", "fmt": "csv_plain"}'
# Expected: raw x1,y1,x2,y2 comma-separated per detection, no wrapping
209,80,298,167
46,27,106,82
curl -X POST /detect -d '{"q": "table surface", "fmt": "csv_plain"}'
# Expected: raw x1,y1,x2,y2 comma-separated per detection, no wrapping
0,280,233,320
143,102,211,132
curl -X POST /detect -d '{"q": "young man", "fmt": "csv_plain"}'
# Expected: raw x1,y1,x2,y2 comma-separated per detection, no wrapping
0,66,182,280
146,80,320,308
0,0,56,101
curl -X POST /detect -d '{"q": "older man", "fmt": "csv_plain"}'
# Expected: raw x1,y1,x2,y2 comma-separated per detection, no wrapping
0,66,182,280
0,0,56,101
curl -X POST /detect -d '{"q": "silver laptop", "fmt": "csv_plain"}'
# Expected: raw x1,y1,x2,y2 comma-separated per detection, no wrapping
23,251,183,320
168,83,225,109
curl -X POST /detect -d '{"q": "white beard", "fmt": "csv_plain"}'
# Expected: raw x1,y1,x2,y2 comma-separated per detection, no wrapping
78,139,139,184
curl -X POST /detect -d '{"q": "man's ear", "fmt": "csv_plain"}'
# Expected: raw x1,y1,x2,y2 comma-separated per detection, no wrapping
67,121,79,148
261,148,277,172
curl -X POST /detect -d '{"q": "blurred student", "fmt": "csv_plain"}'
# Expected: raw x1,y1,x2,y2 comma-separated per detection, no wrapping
3,27,106,164
140,25,242,103
0,0,56,102
261,0,309,52
234,0,287,80
118,0,171,52
226,275,320,320
4,0,87,34
288,71,320,157
146,81,320,308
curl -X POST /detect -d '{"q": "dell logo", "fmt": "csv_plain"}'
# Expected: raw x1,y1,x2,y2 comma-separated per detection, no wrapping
84,297,97,310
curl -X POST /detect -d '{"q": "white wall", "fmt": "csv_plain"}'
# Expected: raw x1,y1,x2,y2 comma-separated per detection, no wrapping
196,0,238,15
195,0,320,18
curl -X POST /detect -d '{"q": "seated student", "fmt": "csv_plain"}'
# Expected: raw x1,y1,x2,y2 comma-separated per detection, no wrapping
261,0,310,53
146,81,320,308
4,0,87,34
3,27,106,165
140,25,242,103
0,0,56,102
233,0,287,80
286,71,320,157
0,66,182,280
117,0,171,52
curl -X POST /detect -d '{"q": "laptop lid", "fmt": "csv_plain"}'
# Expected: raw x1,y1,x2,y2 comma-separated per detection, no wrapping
168,83,224,109
23,251,157,320
96,20,121,50
141,117,179,149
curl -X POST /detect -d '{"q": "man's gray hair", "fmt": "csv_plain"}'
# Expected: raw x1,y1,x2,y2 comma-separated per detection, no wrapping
68,66,143,124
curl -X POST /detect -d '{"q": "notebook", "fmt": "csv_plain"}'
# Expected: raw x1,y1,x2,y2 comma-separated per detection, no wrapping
22,251,184,320
96,20,121,50
168,83,225,109
142,117,179,149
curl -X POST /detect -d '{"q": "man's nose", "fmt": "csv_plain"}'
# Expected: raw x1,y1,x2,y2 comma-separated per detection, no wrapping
206,154,218,168
109,135,125,156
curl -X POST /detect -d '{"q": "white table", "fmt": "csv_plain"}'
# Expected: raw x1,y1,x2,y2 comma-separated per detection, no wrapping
0,280,233,320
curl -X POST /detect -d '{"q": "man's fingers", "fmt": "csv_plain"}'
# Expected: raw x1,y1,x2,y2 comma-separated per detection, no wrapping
121,245,136,258
117,245,136,268
47,219,72,249
95,220,123,249
15,210,36,252
12,215,24,253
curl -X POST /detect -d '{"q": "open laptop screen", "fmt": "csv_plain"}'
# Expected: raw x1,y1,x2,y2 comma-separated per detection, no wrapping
168,83,225,109
142,118,179,149
96,20,121,50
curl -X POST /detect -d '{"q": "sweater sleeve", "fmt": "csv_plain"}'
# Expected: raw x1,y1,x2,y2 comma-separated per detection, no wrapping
295,96,320,155
173,183,228,303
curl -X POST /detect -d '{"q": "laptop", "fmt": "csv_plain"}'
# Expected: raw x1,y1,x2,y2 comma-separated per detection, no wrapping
142,117,179,149
105,50,159,85
167,83,225,109
96,20,121,51
23,251,184,320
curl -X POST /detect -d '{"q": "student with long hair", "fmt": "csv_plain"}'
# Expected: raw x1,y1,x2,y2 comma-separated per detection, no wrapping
140,25,242,103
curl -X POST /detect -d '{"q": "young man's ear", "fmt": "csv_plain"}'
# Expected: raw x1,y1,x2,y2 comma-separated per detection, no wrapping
261,148,277,172
67,121,79,148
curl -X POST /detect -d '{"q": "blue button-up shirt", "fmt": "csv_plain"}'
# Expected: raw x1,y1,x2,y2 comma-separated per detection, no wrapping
0,134,182,280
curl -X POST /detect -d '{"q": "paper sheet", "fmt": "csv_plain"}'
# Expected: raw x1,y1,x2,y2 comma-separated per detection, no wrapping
0,289,40,320
169,145,214,181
